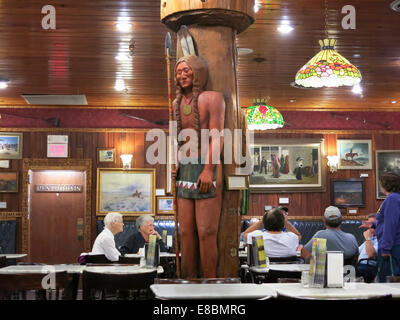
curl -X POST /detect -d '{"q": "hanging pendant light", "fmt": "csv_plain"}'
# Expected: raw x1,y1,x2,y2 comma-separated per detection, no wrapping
294,38,361,88
245,98,284,130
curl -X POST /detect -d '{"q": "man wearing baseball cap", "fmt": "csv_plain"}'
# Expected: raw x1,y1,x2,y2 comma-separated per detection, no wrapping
302,206,359,261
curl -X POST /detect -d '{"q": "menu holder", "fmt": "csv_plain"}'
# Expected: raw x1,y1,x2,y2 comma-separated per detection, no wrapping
145,234,157,268
309,238,327,288
252,235,267,268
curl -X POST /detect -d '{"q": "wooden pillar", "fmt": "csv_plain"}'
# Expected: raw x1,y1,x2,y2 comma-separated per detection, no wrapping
161,0,255,277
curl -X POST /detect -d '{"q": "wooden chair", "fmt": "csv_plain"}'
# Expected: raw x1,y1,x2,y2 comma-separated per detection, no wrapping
0,271,70,300
82,269,157,300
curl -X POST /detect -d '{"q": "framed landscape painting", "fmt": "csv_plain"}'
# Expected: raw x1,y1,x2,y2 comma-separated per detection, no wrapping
331,179,365,208
249,138,326,193
0,171,18,192
337,139,372,170
0,133,23,159
97,168,156,215
375,150,400,199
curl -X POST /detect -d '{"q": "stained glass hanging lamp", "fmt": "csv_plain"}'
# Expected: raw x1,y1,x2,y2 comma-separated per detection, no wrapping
245,98,284,130
294,0,361,88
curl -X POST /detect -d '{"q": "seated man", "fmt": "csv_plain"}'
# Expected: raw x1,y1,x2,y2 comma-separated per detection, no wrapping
89,211,124,262
356,213,378,282
243,206,301,245
120,215,167,254
246,207,300,258
302,206,359,262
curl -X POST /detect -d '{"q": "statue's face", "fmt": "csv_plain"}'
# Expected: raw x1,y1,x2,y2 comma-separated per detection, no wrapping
176,61,193,91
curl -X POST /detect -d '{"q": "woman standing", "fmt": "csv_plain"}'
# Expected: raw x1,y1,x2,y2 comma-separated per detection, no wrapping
375,172,400,282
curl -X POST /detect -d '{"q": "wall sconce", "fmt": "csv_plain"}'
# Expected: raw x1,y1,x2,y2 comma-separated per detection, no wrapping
120,154,133,169
327,155,339,173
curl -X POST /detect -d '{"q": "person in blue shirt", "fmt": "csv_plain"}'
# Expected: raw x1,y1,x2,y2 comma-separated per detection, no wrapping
375,172,400,282
357,213,378,282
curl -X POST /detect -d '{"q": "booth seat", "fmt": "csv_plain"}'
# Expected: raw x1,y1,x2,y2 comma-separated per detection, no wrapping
241,219,365,246
97,218,365,249
0,220,17,254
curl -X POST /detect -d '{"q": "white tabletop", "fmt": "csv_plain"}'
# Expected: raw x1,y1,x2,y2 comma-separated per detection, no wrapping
274,282,400,300
249,264,310,273
150,283,277,300
0,254,27,259
0,264,164,275
124,252,178,259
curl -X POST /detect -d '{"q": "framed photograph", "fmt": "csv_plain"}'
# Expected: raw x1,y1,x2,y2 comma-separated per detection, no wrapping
225,175,249,190
249,138,326,193
0,171,18,193
96,168,156,216
0,133,23,159
157,196,175,215
97,147,115,163
331,179,365,208
375,150,400,199
337,139,372,170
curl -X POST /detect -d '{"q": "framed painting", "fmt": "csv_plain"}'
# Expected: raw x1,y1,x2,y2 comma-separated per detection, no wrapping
331,179,365,208
157,196,175,215
0,171,18,193
96,168,156,216
249,138,326,193
337,139,372,169
97,147,115,163
0,133,23,159
375,150,400,199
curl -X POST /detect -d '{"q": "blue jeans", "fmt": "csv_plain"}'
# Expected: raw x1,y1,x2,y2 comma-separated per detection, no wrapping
377,245,400,282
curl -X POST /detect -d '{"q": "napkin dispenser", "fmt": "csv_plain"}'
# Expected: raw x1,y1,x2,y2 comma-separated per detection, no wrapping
326,251,344,288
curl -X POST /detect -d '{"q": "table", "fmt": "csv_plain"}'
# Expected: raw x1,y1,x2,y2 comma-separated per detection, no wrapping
0,264,164,275
0,254,27,259
151,283,277,300
151,282,400,300
273,282,400,300
125,252,178,259
250,264,310,273
0,264,164,300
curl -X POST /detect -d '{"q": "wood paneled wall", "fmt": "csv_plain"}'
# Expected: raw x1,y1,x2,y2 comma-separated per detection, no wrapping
249,131,400,218
1,128,400,246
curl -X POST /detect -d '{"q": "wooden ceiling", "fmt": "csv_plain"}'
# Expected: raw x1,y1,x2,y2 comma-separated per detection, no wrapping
0,0,399,113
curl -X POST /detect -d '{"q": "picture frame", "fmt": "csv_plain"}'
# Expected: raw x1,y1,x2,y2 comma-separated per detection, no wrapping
337,139,372,170
97,147,116,163
375,150,400,199
346,207,359,215
331,179,365,208
0,133,23,159
249,138,326,193
0,171,18,193
225,175,249,190
96,168,156,216
157,196,175,215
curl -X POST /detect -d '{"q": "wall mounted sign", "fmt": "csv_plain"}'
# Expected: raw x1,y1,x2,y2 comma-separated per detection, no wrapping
47,135,69,158
35,184,83,193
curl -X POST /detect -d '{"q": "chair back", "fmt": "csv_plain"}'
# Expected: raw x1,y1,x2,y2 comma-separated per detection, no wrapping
83,254,112,264
0,271,69,300
0,256,6,268
82,269,157,300
118,256,141,264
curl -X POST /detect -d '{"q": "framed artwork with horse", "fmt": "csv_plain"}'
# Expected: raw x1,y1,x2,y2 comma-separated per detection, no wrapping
337,139,372,170
249,138,326,193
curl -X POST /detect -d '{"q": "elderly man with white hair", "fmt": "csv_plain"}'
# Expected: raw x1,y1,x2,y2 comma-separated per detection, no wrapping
90,211,124,262
120,214,167,255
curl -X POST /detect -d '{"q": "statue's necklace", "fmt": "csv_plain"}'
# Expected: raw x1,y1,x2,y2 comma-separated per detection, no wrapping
182,95,194,116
